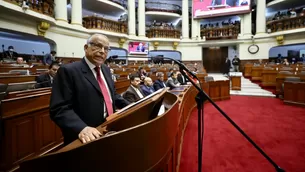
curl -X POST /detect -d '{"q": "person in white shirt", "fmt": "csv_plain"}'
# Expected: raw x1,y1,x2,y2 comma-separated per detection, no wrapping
123,74,145,103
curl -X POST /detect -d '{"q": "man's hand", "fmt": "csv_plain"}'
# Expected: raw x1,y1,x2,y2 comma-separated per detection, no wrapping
78,126,102,144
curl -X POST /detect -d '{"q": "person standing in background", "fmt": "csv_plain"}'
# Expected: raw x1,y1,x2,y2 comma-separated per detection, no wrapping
223,57,231,76
43,51,56,65
232,55,241,72
3,45,18,60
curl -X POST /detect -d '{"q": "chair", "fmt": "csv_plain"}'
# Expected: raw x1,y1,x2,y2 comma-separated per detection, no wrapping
0,83,8,93
7,81,37,92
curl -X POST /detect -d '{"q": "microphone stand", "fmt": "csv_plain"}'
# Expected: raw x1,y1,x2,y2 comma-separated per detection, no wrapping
165,57,285,172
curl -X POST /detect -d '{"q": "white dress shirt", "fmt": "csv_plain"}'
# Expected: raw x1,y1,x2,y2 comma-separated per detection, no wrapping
131,85,144,99
85,57,112,118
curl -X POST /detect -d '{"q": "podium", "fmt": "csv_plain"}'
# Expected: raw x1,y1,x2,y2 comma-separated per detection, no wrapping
19,88,180,172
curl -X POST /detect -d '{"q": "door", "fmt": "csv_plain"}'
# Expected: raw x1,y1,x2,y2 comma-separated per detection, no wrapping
202,47,228,73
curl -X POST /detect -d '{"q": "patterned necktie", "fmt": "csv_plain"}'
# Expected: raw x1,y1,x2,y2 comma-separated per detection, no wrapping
94,67,113,116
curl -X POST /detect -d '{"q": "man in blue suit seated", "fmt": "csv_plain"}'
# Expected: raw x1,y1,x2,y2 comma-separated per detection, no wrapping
136,42,145,52
153,72,167,91
140,77,155,96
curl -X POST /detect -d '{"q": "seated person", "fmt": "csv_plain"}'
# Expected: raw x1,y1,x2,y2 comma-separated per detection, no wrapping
282,58,289,66
35,62,60,88
11,57,29,67
177,71,187,85
123,75,145,103
136,43,145,52
3,45,18,60
138,67,147,80
110,68,117,82
166,71,180,89
167,68,174,78
154,72,167,91
140,77,155,96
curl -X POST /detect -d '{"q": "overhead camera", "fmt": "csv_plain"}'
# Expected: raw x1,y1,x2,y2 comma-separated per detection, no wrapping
22,1,29,11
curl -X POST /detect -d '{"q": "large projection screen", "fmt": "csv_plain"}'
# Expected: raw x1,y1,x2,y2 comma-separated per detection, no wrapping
193,0,251,19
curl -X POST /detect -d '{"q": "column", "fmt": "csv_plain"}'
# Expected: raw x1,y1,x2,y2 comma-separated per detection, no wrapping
71,0,83,26
182,0,189,39
256,0,266,34
128,0,136,36
243,13,252,36
137,0,146,37
54,0,67,22
191,19,200,40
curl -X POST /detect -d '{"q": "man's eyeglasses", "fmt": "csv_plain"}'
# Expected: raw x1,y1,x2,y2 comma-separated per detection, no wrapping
88,42,111,52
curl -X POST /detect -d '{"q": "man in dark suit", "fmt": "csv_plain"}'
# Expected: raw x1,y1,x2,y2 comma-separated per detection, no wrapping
153,72,167,91
177,71,187,85
123,75,145,103
140,77,155,96
223,57,231,76
43,51,56,65
3,46,18,60
50,34,130,145
35,62,60,88
136,43,145,52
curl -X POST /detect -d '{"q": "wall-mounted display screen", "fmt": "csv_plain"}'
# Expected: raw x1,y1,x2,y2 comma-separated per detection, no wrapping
193,0,251,19
128,42,149,55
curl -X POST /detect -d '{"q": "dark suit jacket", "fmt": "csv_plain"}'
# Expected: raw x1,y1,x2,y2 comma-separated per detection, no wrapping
35,73,52,88
140,85,155,96
136,46,145,52
2,51,18,60
177,74,187,85
123,86,145,103
153,79,166,91
50,58,129,144
43,54,54,65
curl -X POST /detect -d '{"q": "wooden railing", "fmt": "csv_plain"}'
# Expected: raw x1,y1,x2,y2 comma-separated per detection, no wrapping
200,25,240,40
83,16,128,34
266,15,305,33
145,2,182,15
4,0,54,17
146,28,181,39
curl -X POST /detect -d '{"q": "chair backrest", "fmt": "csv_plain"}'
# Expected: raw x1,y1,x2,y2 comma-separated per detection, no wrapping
205,76,214,82
9,70,29,75
7,81,37,92
285,77,301,82
0,83,8,92
0,92,7,102
279,71,293,75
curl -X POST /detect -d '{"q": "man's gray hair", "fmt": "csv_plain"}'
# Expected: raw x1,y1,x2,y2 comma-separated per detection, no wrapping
156,72,164,77
87,34,109,44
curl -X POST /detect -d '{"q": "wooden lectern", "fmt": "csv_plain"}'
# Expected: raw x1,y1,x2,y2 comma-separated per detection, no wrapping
20,88,180,172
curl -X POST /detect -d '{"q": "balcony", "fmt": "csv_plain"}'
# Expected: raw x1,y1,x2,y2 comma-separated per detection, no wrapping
266,15,305,33
146,28,181,39
3,0,54,17
83,16,127,34
145,2,182,15
200,25,240,40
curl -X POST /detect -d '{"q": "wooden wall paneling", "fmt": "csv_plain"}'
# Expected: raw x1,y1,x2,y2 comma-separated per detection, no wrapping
202,47,228,73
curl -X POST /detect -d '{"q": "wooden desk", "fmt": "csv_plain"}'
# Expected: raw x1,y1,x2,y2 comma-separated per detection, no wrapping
251,66,263,81
243,63,253,77
0,75,37,84
0,92,63,172
261,69,278,87
231,76,241,90
208,80,230,101
283,82,305,107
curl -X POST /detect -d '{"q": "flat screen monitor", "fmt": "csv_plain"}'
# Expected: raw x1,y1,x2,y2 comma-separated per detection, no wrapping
128,42,149,55
193,0,251,19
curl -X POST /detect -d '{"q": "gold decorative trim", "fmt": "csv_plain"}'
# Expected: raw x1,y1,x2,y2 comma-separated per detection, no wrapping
172,42,179,50
276,35,284,45
118,38,126,48
37,21,50,36
153,41,159,50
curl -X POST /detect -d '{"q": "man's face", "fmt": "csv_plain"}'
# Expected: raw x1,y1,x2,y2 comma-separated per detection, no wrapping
172,73,178,79
158,75,164,81
131,77,141,88
49,65,60,77
16,58,23,64
85,35,110,66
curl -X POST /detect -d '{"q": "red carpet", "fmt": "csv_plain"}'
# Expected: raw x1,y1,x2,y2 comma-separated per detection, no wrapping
179,96,305,172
